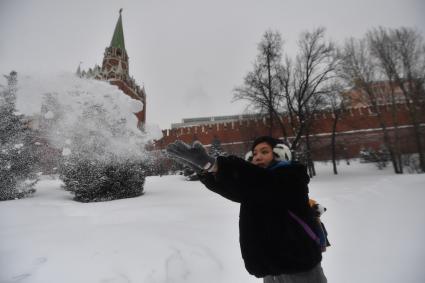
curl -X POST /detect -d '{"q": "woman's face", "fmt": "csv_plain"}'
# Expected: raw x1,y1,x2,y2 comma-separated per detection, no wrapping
252,142,274,168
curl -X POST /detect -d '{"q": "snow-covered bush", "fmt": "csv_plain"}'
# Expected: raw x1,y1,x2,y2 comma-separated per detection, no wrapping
55,96,147,202
209,137,226,157
5,73,159,201
16,73,152,202
141,149,187,177
359,146,390,169
60,157,145,202
0,71,39,201
403,154,422,173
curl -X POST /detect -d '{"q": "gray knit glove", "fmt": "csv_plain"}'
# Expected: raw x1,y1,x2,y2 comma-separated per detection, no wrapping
167,140,216,172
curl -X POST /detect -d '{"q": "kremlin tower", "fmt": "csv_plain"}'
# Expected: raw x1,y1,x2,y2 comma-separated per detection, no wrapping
78,9,146,128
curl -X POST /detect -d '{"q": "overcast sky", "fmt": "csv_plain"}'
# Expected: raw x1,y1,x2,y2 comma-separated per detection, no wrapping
1,0,424,129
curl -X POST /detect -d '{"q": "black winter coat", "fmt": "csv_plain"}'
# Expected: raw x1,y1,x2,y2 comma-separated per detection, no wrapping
199,156,322,278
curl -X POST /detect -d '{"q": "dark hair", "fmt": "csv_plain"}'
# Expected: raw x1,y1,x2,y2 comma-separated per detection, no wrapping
251,136,281,151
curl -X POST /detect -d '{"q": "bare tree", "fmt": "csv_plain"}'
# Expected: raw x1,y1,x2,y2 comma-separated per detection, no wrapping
234,30,288,139
322,81,348,175
339,37,404,173
280,27,338,176
367,27,425,172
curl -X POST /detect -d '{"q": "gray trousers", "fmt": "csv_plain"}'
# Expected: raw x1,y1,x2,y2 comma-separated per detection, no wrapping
263,264,327,283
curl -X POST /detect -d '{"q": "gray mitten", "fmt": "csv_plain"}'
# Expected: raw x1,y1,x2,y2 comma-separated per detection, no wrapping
167,140,216,172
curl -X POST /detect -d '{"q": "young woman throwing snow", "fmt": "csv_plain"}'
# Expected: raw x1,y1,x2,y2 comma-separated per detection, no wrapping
167,136,327,283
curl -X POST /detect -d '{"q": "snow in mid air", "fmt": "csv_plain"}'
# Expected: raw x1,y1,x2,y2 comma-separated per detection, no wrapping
8,72,160,161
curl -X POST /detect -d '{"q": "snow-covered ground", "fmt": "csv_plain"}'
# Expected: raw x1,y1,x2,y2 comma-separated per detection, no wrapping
1,161,425,283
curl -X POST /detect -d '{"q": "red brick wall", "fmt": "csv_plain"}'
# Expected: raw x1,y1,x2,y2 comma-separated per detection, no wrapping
155,103,425,160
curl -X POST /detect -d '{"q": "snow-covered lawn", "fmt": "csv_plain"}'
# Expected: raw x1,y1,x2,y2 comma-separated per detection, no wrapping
1,162,425,283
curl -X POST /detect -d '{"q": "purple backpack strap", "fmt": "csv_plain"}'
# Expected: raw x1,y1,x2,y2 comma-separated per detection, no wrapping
288,210,320,245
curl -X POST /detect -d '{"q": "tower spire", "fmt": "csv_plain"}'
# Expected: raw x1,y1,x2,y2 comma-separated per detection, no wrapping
100,9,146,127
110,9,125,51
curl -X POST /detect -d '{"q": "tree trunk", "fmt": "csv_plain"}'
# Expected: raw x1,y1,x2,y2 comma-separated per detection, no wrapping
364,85,402,174
331,112,339,175
291,114,306,150
268,110,273,136
397,86,425,172
381,123,402,174
407,97,425,172
267,52,274,136
412,120,425,172
305,132,316,177
389,87,403,174
272,110,289,142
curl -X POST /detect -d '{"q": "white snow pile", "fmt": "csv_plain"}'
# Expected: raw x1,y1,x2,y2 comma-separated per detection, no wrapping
11,72,159,160
1,162,424,283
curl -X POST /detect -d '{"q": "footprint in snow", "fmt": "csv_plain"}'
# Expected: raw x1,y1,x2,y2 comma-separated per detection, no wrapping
11,273,31,282
165,249,190,283
10,257,47,282
33,257,47,265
